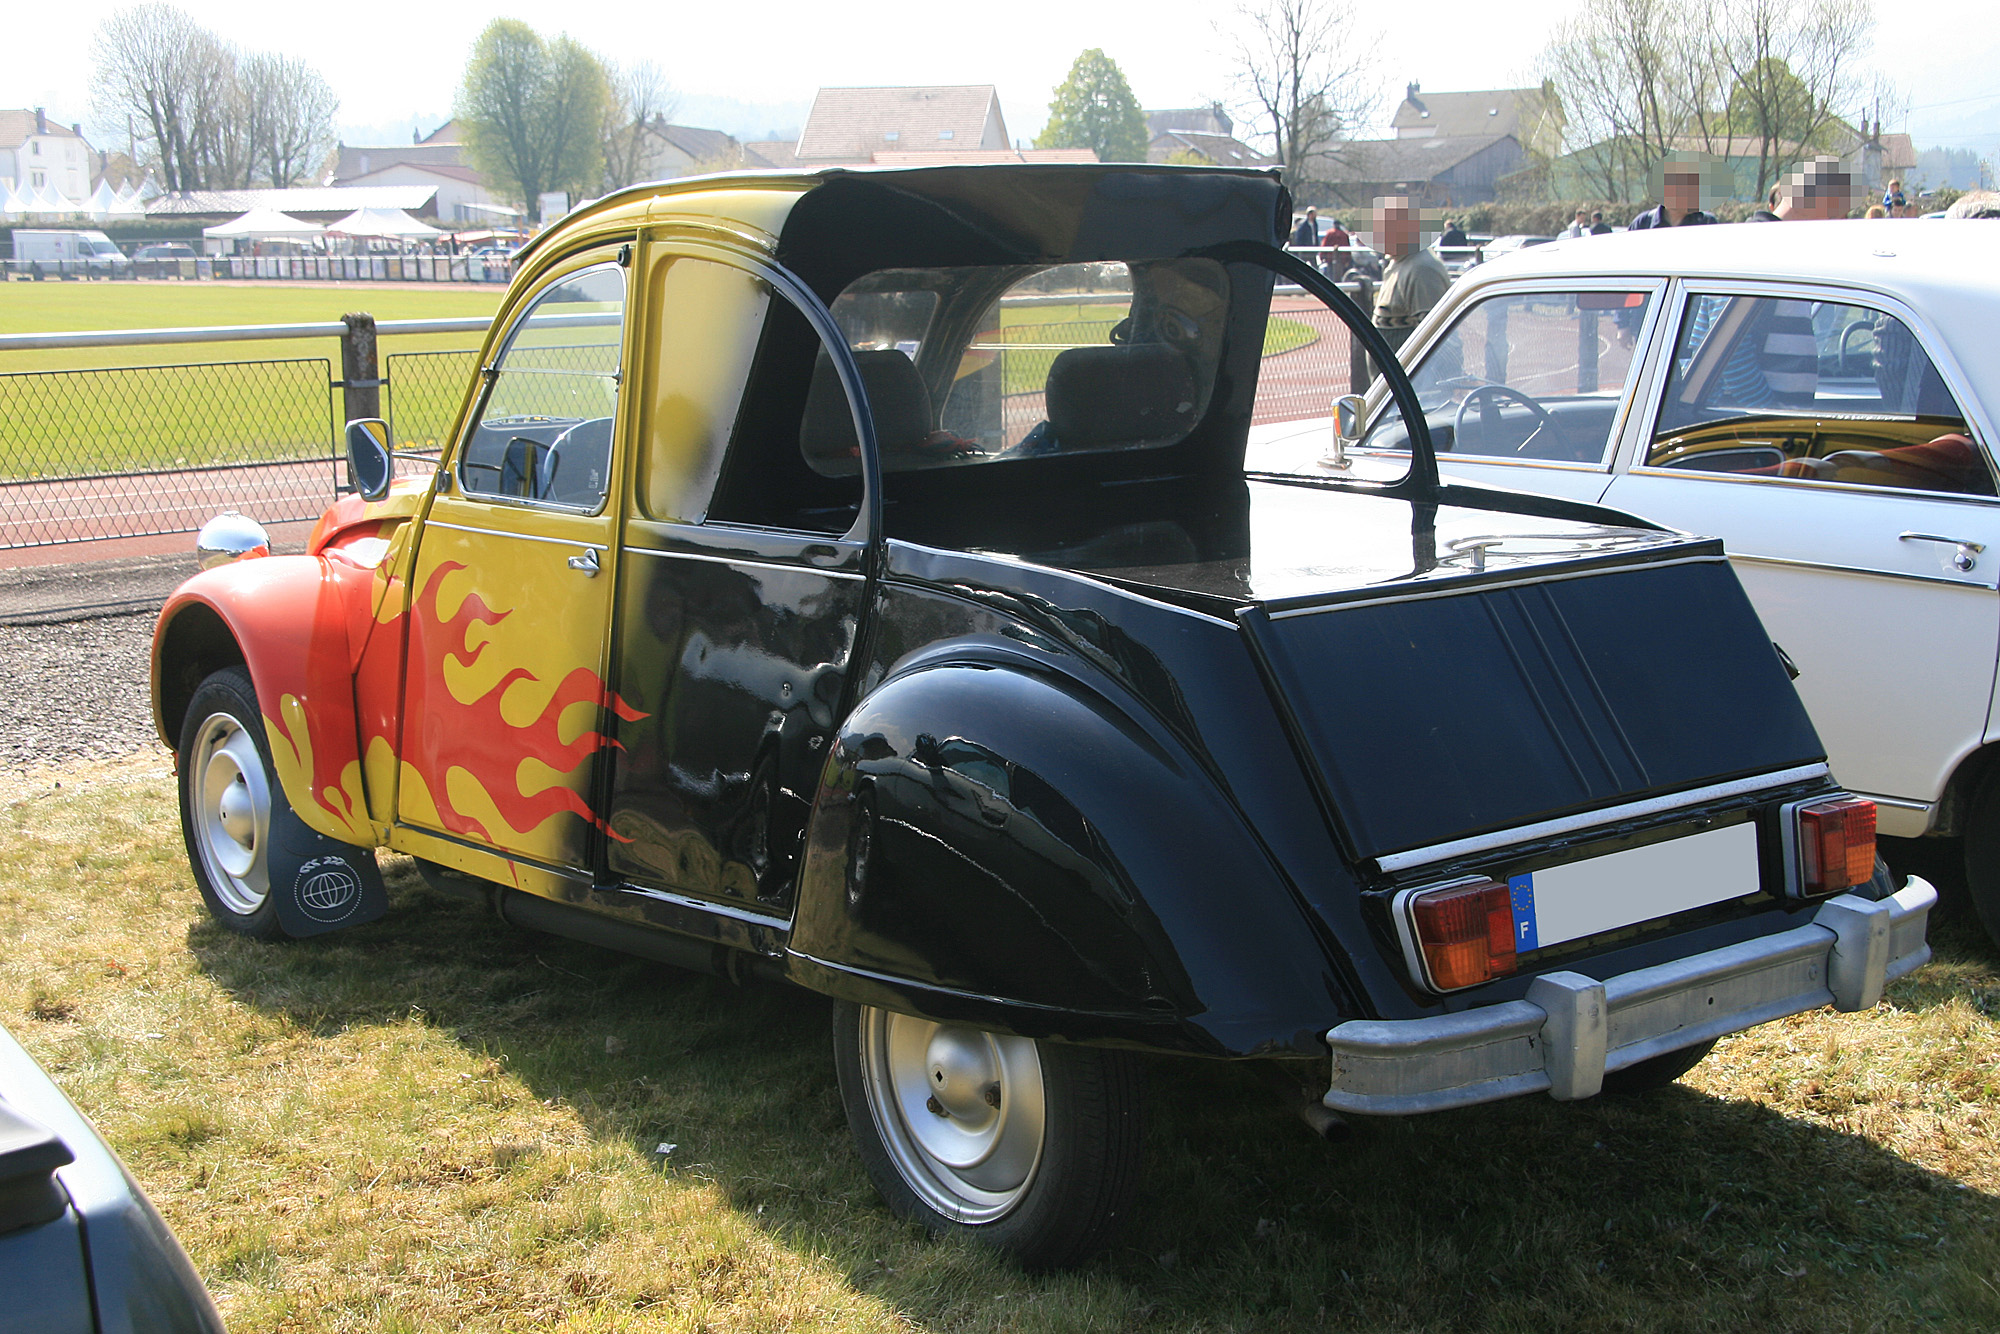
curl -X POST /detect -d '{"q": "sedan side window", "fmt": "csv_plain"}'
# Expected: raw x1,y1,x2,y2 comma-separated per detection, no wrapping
1362,290,1652,464
1647,295,1992,496
459,264,625,509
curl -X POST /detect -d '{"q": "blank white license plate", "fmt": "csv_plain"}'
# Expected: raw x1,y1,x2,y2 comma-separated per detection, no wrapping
1508,822,1760,951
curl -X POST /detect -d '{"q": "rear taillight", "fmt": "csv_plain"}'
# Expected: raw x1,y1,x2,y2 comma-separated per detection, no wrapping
1796,795,1877,896
1408,878,1518,990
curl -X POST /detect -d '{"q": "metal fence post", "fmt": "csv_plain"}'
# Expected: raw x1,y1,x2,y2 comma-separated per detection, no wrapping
1346,277,1375,394
340,313,381,426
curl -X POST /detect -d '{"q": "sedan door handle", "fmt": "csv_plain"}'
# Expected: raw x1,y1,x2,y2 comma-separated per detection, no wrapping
566,548,601,577
1898,532,1984,573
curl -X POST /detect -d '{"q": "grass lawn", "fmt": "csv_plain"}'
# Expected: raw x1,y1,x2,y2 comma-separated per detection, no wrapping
5,754,1999,1332
0,284,498,477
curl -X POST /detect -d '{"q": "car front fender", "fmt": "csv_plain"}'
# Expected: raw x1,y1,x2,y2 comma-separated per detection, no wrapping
788,661,1345,1057
153,553,386,849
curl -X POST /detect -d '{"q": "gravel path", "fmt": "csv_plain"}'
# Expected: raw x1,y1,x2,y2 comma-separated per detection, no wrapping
2,613,164,773
1,552,208,780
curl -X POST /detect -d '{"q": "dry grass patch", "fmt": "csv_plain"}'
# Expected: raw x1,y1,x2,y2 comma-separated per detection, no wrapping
4,758,1999,1331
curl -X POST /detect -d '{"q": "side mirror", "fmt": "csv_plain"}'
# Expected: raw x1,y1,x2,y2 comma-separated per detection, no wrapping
1334,394,1367,442
1326,393,1367,471
345,419,393,501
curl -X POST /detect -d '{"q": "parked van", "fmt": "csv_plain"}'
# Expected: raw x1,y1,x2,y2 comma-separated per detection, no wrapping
10,229,130,278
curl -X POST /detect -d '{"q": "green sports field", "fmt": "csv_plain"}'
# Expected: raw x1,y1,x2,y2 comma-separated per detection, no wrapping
0,283,1319,479
0,283,500,478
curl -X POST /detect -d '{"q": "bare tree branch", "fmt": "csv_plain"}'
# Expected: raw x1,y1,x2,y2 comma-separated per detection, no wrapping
1223,0,1382,204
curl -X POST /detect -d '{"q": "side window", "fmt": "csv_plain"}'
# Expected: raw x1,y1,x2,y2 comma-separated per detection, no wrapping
1360,289,1653,464
1647,294,1991,496
634,256,772,523
460,263,625,508
810,260,1230,476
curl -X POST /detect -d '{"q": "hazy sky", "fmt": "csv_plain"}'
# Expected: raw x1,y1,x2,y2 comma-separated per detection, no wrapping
13,0,1997,155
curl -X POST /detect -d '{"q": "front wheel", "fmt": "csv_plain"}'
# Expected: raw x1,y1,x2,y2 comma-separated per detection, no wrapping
832,1001,1143,1269
178,666,286,938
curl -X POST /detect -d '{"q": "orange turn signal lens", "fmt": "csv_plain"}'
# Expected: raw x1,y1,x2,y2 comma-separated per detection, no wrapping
1410,879,1518,990
1797,796,1877,897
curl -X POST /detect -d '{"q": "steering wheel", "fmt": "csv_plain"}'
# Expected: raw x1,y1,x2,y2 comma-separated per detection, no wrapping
1452,384,1554,456
1837,322,1875,378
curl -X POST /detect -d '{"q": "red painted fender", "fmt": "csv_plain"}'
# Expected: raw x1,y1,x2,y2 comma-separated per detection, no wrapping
153,549,397,850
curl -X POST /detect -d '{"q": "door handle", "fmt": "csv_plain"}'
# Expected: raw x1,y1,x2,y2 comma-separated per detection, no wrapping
1898,531,1984,573
566,548,601,577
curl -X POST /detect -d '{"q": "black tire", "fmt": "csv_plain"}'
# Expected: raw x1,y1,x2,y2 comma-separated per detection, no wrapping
1599,1037,1717,1096
831,1000,1143,1270
177,666,289,939
1962,771,2000,945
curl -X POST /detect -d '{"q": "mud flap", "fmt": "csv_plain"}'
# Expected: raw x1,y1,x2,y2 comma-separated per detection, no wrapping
266,800,389,938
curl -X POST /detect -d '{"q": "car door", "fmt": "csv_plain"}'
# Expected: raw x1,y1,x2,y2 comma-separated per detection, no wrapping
598,246,874,919
398,253,631,872
1602,284,2000,831
1358,280,1668,505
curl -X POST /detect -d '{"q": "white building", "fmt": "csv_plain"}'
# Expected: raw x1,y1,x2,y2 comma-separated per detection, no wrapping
0,108,93,203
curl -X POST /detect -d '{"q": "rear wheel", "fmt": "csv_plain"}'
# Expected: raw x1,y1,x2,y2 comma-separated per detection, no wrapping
1962,772,2000,944
177,666,286,939
832,1001,1143,1269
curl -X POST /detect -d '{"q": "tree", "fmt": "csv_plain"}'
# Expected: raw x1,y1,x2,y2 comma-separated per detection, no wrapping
1716,0,1873,196
599,59,678,192
239,53,339,188
1036,49,1149,163
94,5,339,192
1223,0,1382,203
1539,0,1873,202
1538,0,1707,201
458,20,610,212
91,4,229,192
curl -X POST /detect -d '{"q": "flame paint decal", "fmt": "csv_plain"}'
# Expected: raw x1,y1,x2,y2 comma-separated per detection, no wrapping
400,561,646,850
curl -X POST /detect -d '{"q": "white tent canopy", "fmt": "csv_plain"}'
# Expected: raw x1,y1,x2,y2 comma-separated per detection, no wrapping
325,206,441,240
202,207,324,239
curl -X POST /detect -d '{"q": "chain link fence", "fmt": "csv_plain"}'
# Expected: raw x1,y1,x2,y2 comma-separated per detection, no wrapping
384,349,480,451
0,358,339,548
0,314,491,551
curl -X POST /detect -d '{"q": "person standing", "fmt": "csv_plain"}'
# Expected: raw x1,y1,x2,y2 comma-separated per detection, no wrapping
1630,159,1719,229
1589,210,1613,235
1323,215,1352,280
1371,195,1451,358
1290,207,1322,269
1560,209,1591,239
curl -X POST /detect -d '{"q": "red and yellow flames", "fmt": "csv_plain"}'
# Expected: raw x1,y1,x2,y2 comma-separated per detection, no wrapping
395,561,645,856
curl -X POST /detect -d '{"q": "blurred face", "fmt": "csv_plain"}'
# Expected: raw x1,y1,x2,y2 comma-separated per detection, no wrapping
1374,198,1419,257
1663,168,1701,216
1788,171,1852,220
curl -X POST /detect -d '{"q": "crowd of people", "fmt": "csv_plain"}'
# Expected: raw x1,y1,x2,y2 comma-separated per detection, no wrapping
1284,156,1992,361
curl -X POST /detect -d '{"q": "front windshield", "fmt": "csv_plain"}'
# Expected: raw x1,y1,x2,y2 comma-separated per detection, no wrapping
1358,289,1653,464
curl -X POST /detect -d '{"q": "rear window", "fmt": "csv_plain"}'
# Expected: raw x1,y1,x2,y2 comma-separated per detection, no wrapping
809,259,1230,476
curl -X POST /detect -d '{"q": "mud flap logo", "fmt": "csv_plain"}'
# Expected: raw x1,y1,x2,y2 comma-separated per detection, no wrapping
295,856,364,924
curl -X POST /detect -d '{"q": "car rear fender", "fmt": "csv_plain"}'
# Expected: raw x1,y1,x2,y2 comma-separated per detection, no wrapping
153,553,387,849
787,660,1345,1057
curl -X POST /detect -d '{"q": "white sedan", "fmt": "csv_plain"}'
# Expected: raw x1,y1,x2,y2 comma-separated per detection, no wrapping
1255,220,2000,937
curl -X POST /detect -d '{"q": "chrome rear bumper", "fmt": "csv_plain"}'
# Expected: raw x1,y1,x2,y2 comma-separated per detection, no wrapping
1324,879,1935,1115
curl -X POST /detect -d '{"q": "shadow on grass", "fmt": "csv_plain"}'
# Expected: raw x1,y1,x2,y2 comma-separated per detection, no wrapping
187,862,2000,1333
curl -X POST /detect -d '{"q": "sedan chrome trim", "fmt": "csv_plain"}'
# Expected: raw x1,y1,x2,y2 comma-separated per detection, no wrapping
1727,550,1992,591
1372,762,1832,873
